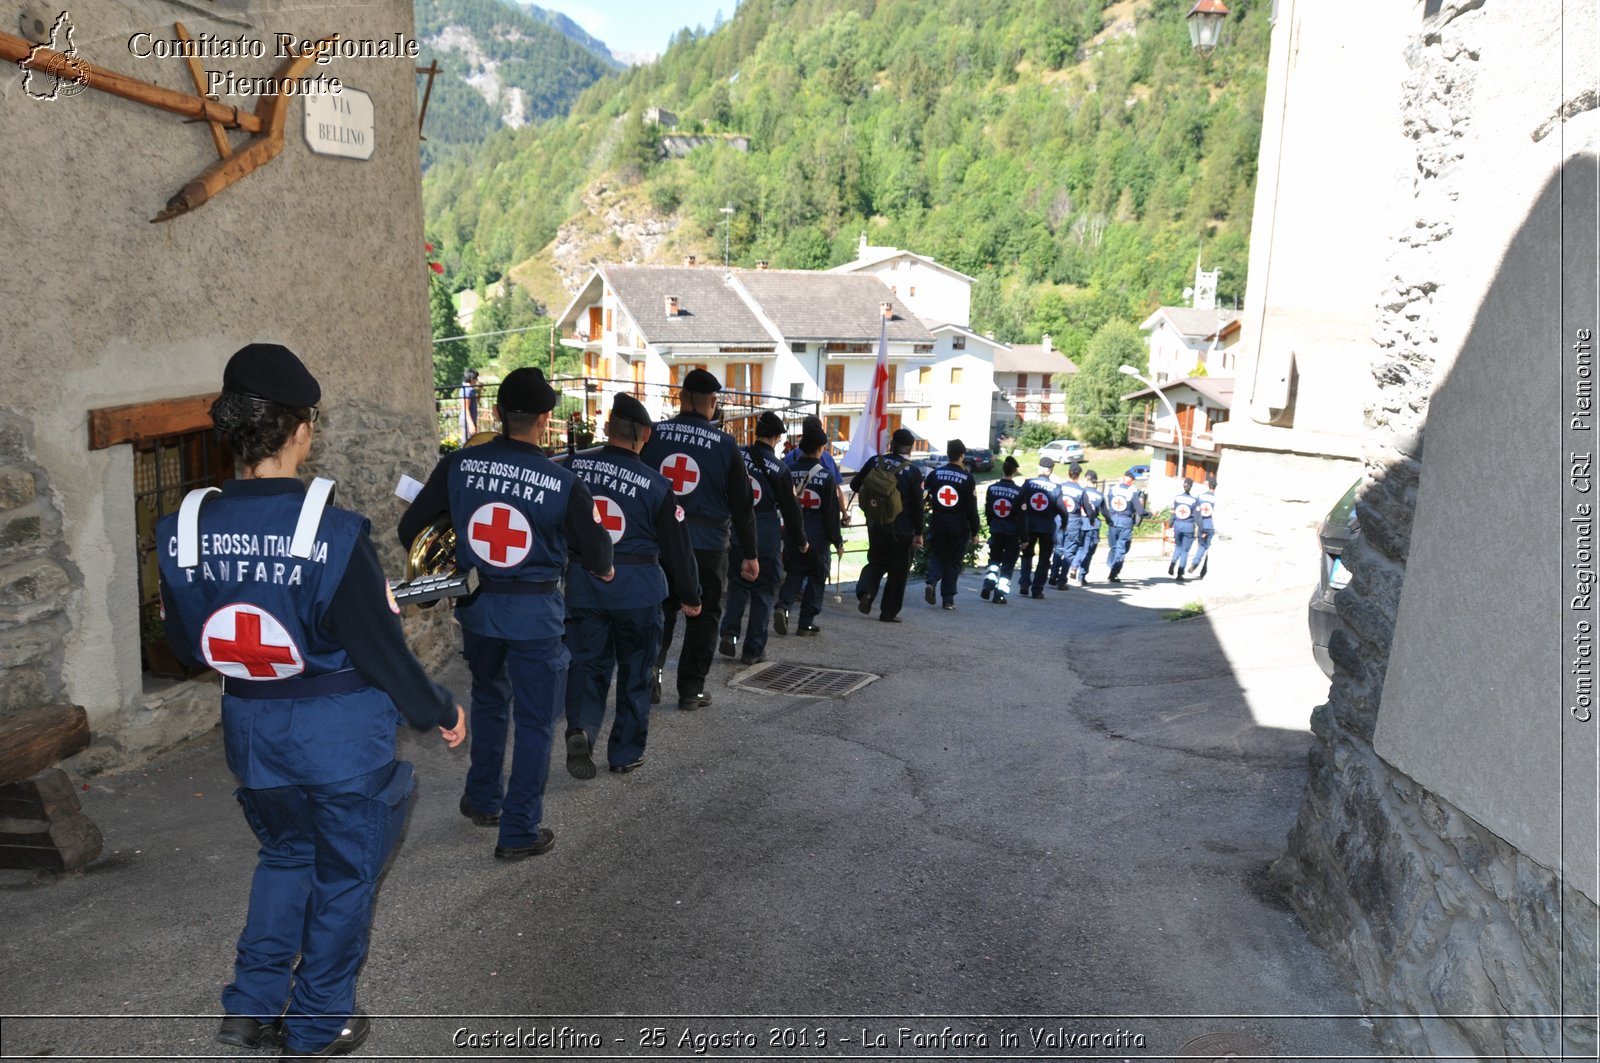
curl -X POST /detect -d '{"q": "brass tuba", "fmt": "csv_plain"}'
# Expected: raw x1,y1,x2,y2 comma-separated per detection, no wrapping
405,516,457,584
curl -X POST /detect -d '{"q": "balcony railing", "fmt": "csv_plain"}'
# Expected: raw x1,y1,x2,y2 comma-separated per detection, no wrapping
435,377,821,450
1126,414,1219,455
821,389,930,408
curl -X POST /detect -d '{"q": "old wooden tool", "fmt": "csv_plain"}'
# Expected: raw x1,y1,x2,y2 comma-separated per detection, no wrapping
0,27,337,221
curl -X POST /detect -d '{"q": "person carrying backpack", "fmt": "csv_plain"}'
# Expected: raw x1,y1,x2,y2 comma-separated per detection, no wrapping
849,427,924,623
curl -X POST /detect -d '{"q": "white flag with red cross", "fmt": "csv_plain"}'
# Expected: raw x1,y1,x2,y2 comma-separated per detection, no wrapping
841,315,890,472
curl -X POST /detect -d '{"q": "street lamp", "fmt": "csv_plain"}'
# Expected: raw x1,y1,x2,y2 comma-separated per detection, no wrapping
1120,364,1184,487
1186,0,1229,53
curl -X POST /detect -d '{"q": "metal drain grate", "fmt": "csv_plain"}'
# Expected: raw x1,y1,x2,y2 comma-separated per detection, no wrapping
732,661,879,698
1176,1032,1275,1061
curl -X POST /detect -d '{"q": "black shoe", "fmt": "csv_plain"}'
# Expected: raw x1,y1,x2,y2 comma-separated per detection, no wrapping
678,692,712,711
1031,591,1044,599
718,633,737,658
565,731,596,780
494,829,555,860
279,1012,369,1057
609,757,644,774
924,583,936,605
1168,561,1177,576
1175,574,1185,583
880,615,902,623
980,582,993,600
857,594,873,615
1107,575,1121,583
797,624,821,636
942,603,956,611
217,1015,284,1050
773,607,789,635
458,795,499,827
993,594,1007,605
650,668,662,705
739,654,767,665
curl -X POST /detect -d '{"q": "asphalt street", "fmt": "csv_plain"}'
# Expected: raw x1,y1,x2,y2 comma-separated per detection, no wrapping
0,541,1379,1061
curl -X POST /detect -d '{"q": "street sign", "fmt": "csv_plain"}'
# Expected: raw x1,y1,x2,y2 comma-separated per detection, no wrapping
304,88,374,160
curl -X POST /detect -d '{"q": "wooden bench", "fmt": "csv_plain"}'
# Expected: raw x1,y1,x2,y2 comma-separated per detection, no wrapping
0,704,103,872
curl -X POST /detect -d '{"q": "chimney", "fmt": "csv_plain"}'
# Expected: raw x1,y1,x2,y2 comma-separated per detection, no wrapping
756,260,769,270
683,254,697,267
665,296,679,317
1042,334,1052,352
880,301,893,320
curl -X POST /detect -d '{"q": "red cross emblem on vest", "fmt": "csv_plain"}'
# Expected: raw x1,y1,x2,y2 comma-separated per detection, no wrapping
749,475,763,507
594,496,627,544
468,502,533,567
1030,492,1050,511
1199,500,1213,517
660,453,701,495
1175,502,1192,520
936,484,959,507
202,604,304,680
799,487,822,511
993,497,1012,519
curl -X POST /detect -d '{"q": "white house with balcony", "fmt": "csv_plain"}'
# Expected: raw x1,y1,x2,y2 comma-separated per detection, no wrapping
828,234,976,330
554,262,996,456
1120,377,1234,496
993,336,1077,442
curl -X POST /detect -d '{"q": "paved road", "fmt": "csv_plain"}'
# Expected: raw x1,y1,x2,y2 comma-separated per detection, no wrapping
0,542,1378,1061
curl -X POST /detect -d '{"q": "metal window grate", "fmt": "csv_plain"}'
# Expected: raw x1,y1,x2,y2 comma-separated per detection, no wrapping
732,661,879,699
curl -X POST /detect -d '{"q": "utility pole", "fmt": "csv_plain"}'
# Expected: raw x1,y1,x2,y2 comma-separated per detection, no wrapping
720,203,734,272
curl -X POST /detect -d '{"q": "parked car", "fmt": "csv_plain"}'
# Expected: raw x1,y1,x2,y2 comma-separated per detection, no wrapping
1308,479,1362,678
1128,463,1151,481
1038,439,1086,465
965,447,994,472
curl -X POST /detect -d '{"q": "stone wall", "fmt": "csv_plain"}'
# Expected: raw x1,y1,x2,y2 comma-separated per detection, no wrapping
0,415,77,718
1272,1,1600,1056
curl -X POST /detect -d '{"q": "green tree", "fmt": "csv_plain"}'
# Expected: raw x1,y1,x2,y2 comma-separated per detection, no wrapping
1065,319,1148,447
430,280,471,389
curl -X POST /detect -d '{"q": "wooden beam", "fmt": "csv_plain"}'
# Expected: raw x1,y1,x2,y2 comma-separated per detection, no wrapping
0,30,263,135
0,705,91,787
88,394,218,451
174,22,233,161
0,769,103,872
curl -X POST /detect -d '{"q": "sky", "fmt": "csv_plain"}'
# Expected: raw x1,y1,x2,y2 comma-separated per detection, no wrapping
554,1,735,62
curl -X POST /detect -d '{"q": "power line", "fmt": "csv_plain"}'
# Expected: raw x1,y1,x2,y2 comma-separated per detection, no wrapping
432,324,550,345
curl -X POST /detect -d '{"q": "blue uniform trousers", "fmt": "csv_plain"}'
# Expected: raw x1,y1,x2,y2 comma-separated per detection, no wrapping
1073,526,1101,576
779,539,828,626
1051,525,1083,585
723,552,781,655
461,629,569,848
856,526,914,620
565,605,663,768
1190,528,1214,571
1106,526,1134,576
1017,530,1054,593
1172,527,1197,572
924,529,967,605
982,533,1020,598
659,547,727,698
224,761,413,1054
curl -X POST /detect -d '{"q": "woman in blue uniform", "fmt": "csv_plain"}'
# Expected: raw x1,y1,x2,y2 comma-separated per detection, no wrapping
156,343,464,1058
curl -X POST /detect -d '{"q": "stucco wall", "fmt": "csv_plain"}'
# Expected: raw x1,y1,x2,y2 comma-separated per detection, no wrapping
1274,1,1600,1056
0,0,446,765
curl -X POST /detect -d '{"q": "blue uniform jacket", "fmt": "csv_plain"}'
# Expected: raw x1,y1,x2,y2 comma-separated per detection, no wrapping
639,412,758,558
1020,475,1063,535
985,479,1023,538
566,444,700,610
159,479,455,789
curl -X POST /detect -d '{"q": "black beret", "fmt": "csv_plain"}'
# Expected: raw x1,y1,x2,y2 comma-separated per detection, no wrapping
1002,456,1019,474
755,411,785,437
222,343,320,408
800,425,829,450
890,427,916,448
802,414,825,432
498,367,558,414
610,393,652,428
1038,455,1056,470
1067,462,1082,477
681,367,722,394
1085,470,1099,483
946,438,966,459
